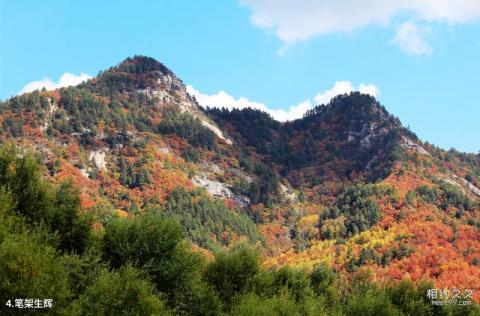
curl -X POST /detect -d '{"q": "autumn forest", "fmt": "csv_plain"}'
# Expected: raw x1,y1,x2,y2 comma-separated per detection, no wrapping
0,56,479,315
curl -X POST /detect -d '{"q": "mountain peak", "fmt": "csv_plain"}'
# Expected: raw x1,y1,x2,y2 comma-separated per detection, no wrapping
305,92,387,120
87,55,182,94
116,55,175,77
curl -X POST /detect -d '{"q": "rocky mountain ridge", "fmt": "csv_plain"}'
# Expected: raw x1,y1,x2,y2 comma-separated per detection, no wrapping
1,56,479,297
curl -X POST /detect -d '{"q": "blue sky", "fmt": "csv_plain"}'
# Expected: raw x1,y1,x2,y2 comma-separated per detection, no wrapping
0,0,479,152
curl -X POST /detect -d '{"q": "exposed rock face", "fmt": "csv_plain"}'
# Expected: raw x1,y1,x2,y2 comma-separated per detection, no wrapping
137,70,233,145
400,136,431,156
191,162,250,207
138,74,195,110
439,174,480,198
79,168,89,178
453,174,480,197
441,178,466,194
279,183,296,202
192,175,230,197
200,120,233,145
461,178,480,197
192,175,250,207
359,123,376,149
158,147,170,154
89,150,107,170
40,99,58,131
201,162,222,174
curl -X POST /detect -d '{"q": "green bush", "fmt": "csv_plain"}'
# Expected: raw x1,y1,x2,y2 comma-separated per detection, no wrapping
205,244,260,306
0,145,93,253
102,212,220,315
69,265,171,316
232,291,327,316
0,230,72,315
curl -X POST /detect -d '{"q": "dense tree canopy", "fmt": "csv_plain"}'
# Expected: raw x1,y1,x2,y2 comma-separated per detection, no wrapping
1,55,480,315
0,143,478,315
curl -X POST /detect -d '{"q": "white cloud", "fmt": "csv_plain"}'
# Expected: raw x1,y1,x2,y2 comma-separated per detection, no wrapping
313,81,379,105
393,22,433,55
358,83,380,97
187,81,379,122
19,72,92,94
240,0,480,52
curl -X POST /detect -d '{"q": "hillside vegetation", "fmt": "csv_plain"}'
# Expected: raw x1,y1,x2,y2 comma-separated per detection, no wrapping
0,147,478,315
0,55,479,313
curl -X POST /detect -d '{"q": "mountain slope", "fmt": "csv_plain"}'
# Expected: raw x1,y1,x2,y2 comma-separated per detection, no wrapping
0,56,261,249
1,55,479,300
208,93,409,187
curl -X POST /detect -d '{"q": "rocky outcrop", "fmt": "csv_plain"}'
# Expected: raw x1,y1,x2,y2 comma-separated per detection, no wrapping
461,178,480,197
279,183,296,202
89,150,107,170
439,174,480,198
200,120,233,145
400,136,431,156
192,175,250,207
137,71,233,145
453,174,480,197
